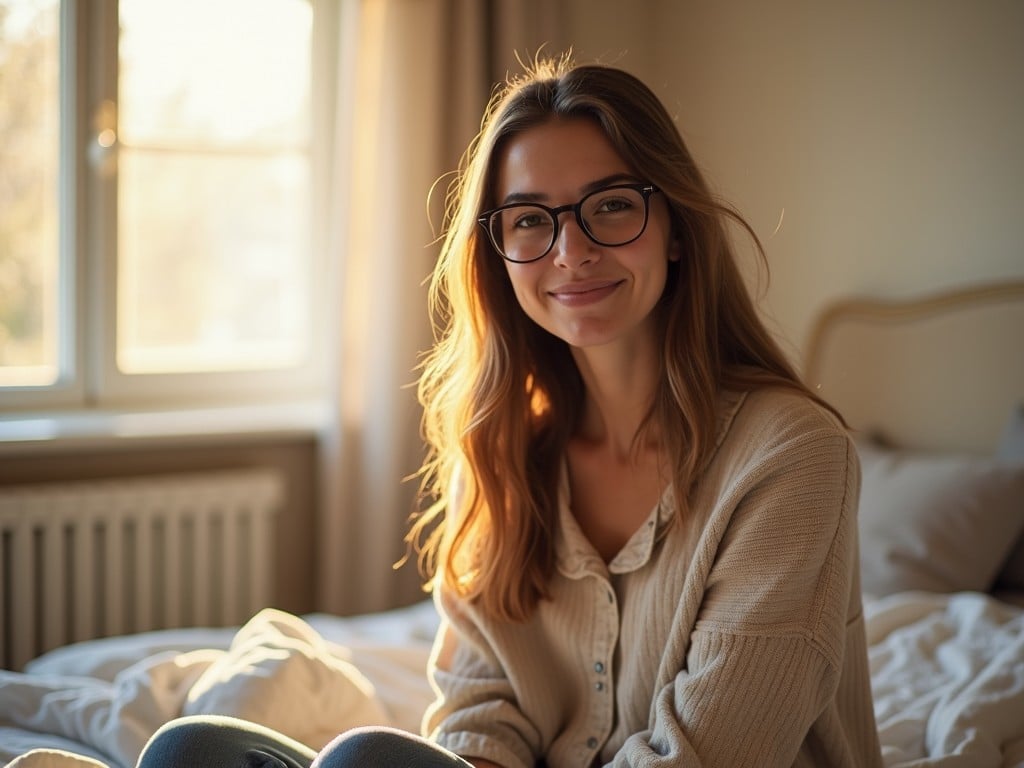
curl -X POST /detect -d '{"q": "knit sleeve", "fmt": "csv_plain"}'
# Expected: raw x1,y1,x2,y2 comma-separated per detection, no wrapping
423,587,541,768
610,403,864,767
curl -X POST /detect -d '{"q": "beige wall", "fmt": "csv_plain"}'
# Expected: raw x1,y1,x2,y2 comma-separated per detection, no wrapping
561,1,1024,365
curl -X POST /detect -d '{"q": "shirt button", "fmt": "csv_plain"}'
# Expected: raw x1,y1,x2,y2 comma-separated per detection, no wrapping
594,661,605,673
595,682,604,691
587,737,599,749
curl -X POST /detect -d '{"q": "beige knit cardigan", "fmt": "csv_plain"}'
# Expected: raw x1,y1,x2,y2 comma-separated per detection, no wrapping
424,388,883,768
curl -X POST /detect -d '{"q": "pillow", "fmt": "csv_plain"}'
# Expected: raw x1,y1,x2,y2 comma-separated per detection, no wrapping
185,608,391,750
856,440,1024,598
997,403,1024,459
995,404,1024,590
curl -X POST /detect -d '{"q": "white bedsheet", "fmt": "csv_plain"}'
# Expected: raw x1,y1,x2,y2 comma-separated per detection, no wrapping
2,592,1022,768
866,591,1024,767
0,602,438,768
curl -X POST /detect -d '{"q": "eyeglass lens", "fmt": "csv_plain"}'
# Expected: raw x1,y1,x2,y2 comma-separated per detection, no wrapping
488,185,650,263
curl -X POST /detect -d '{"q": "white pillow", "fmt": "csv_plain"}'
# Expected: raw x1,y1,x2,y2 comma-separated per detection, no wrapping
857,441,1024,597
185,608,391,749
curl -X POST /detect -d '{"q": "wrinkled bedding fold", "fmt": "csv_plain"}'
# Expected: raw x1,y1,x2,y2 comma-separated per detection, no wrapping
2,593,1022,768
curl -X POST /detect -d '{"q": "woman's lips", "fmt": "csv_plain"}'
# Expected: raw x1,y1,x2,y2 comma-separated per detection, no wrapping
548,279,623,307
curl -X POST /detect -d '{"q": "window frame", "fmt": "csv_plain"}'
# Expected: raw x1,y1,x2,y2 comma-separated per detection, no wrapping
0,0,329,414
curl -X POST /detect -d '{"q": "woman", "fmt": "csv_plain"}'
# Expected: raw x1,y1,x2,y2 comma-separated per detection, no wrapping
140,57,882,768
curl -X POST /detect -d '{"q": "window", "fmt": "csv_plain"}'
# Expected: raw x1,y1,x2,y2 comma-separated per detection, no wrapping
0,0,60,389
0,0,325,411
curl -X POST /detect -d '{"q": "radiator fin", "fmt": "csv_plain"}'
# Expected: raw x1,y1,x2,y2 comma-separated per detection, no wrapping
0,469,282,670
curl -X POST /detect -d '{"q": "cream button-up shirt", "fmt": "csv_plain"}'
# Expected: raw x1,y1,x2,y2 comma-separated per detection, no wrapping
424,388,883,768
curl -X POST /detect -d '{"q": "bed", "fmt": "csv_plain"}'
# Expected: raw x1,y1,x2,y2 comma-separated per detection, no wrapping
2,281,1024,768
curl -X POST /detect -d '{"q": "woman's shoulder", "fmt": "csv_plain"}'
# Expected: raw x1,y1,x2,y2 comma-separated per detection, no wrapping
719,385,853,461
736,385,846,432
703,386,859,537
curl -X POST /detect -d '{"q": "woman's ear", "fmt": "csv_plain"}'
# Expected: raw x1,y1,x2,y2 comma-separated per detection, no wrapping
668,236,683,263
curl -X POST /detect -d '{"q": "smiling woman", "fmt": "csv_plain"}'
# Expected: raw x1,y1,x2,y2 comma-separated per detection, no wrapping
130,55,886,768
489,118,677,352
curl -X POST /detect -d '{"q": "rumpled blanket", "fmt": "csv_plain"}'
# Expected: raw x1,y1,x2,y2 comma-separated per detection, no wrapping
3,592,1024,768
867,591,1024,767
0,609,393,768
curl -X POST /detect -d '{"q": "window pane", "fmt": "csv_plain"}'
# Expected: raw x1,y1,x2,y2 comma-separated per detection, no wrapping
116,0,312,375
118,148,309,373
0,0,60,387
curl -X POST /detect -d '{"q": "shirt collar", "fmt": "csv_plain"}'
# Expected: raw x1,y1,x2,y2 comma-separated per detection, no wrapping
553,389,747,579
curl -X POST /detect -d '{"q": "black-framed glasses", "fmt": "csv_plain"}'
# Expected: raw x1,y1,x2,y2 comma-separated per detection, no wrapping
478,183,660,263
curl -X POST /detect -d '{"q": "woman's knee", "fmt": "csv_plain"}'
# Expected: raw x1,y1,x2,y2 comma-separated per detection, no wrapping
139,715,315,768
314,727,471,768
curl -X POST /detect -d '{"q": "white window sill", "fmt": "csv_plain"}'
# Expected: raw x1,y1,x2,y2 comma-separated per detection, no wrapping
0,400,330,456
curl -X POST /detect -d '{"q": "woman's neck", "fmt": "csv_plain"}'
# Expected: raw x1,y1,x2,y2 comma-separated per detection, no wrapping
570,335,662,461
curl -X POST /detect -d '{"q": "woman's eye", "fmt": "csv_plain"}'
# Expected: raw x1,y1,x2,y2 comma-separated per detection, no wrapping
513,212,546,229
595,197,632,213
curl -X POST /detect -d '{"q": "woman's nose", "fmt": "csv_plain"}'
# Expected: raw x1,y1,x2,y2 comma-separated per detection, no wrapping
551,216,598,269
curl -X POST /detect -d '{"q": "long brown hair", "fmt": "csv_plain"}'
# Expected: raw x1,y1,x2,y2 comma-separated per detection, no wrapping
410,55,838,622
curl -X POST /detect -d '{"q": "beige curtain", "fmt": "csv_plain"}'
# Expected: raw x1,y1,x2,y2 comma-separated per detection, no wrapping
318,0,568,616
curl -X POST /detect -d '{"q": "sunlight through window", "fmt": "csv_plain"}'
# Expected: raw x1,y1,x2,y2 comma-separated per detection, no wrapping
0,0,60,386
116,0,313,374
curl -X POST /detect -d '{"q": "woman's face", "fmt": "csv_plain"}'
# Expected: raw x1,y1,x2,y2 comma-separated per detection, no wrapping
492,117,678,353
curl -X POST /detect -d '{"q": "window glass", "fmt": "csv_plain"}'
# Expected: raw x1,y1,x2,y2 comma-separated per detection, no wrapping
116,0,312,374
0,0,60,386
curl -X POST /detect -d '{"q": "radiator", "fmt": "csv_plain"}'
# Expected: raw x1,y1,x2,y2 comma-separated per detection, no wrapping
0,468,283,671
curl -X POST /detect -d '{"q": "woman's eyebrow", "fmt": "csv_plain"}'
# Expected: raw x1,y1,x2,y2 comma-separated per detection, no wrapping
582,173,641,194
499,173,641,206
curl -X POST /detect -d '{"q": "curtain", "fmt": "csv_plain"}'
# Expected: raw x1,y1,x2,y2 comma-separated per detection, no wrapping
318,0,568,616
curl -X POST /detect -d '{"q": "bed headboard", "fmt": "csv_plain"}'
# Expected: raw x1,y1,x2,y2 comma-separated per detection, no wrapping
803,281,1024,455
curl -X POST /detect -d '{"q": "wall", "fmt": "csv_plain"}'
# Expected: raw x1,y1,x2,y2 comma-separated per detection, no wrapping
558,2,658,77
644,0,1024,363
555,1,1024,364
